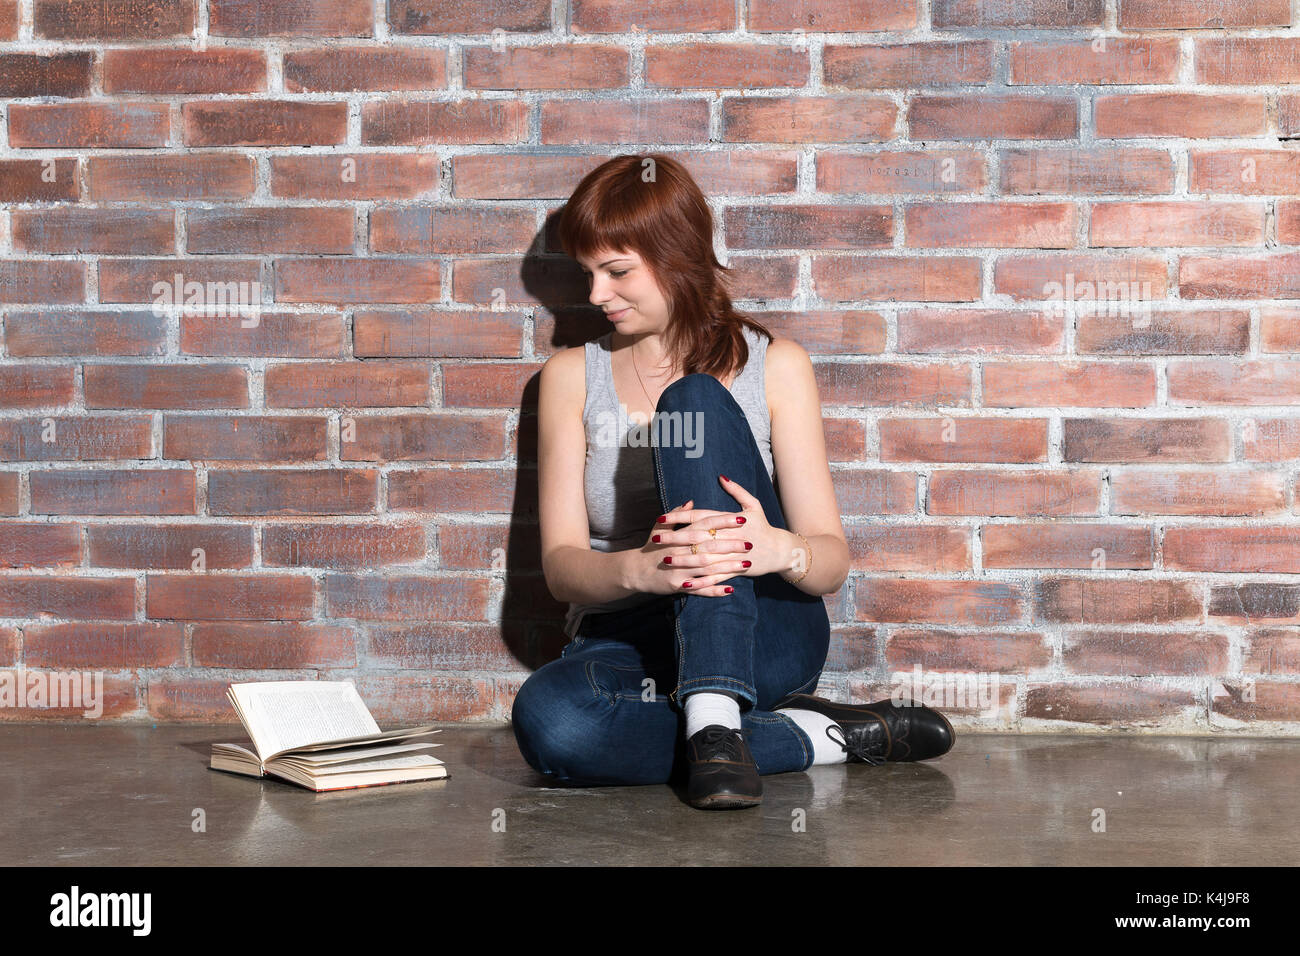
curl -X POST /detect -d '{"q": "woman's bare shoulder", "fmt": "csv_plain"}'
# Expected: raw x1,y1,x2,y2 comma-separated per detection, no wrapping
762,335,812,418
540,343,587,413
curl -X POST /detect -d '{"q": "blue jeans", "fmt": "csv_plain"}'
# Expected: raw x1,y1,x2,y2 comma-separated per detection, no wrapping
512,373,832,785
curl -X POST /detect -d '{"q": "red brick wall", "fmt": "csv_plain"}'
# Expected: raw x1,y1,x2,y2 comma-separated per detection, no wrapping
1,0,1297,732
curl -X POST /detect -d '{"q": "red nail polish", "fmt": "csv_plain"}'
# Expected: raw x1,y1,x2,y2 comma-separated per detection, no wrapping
657,515,667,523
652,534,661,543
745,542,752,551
720,474,729,482
682,581,691,588
736,516,745,524
724,587,733,594
742,561,751,568
664,557,672,564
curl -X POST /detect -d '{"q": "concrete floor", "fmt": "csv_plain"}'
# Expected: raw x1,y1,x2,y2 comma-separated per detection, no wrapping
2,724,1297,866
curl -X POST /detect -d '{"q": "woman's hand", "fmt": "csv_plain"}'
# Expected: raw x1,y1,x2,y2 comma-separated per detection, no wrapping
634,476,789,596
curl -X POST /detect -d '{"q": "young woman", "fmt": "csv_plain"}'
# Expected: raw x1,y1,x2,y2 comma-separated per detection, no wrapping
513,154,955,810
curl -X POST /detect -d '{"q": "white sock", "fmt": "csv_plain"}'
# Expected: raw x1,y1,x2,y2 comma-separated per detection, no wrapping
779,708,848,765
684,691,742,737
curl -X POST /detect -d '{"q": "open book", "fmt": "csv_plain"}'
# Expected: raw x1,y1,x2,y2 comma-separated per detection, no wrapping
210,681,448,792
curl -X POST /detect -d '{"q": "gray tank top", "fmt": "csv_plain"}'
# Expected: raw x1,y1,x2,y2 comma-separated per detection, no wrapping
563,324,775,639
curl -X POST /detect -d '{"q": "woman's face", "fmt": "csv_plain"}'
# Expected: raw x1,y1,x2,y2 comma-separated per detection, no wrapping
577,248,669,332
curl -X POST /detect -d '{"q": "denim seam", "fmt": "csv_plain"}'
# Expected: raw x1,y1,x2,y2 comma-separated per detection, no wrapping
770,710,814,769
676,675,758,706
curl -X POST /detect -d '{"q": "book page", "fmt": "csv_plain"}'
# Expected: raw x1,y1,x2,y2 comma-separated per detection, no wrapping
229,681,381,762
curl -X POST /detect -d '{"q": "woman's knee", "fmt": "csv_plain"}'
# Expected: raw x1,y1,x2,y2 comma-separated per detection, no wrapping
510,662,610,781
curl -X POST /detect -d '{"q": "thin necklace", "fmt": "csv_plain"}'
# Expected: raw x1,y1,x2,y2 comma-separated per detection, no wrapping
630,341,672,411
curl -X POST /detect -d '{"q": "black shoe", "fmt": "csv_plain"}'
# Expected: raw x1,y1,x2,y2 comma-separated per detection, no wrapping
773,692,955,764
685,725,762,810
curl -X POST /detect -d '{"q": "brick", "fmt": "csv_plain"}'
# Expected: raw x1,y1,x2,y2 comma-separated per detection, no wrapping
8,103,170,148
83,364,249,409
853,579,1026,624
983,360,1155,407
1089,201,1263,247
725,204,893,249
370,205,536,254
145,573,315,620
25,622,184,668
0,523,80,568
993,254,1167,300
284,45,446,92
1064,630,1228,676
927,469,1101,516
163,415,328,462
1209,583,1300,624
87,523,252,569
879,418,1048,463
183,100,348,146
1077,309,1249,355
999,148,1174,195
361,99,529,145
209,0,372,36
0,158,80,203
755,311,887,354
11,209,175,255
466,45,629,89
724,96,896,143
187,206,355,254
909,95,1077,140
818,150,986,195
34,0,195,38
1166,528,1300,572
814,361,970,406
647,42,808,89
1213,681,1300,723
0,1,16,40
1010,38,1180,85
824,41,993,88
31,468,196,515
88,154,255,201
0,261,85,304
1197,38,1300,85
275,258,440,303
1242,418,1300,462
102,47,266,93
390,0,548,33
441,362,542,408
207,469,378,515
262,522,426,567
146,679,241,721
270,153,439,199
1262,307,1300,352
814,255,982,302
193,622,357,668
1169,359,1300,405
1243,630,1300,674
0,674,140,720
1062,418,1231,462
545,99,711,144
899,308,1064,353
354,674,493,722
1279,201,1300,244
1179,252,1300,299
1095,94,1266,138
0,417,152,461
97,258,260,302
264,361,430,407
353,309,523,358
0,365,76,408
389,467,529,514
0,52,93,97
906,202,1076,248
1024,684,1196,724
572,0,735,32
324,574,489,621
1189,149,1300,195
1035,577,1203,623
830,468,916,515
845,524,970,571
0,473,19,515
933,0,1103,27
181,311,348,358
342,414,507,461
1120,0,1290,29
0,576,136,619
367,623,531,671
983,524,1153,569
1112,469,1286,516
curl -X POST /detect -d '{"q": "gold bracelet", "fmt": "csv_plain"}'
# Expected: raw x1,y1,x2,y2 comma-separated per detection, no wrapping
783,531,812,585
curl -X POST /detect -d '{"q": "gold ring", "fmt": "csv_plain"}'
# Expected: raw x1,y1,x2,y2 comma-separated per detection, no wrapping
690,543,698,554
708,529,717,538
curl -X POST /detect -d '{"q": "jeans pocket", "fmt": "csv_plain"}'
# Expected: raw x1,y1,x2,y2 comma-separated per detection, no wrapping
560,635,587,660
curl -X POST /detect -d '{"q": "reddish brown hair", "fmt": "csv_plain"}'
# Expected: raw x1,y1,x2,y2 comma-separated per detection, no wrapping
557,153,772,381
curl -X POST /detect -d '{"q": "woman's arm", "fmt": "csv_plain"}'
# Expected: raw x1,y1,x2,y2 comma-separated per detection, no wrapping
766,337,851,597
537,346,645,605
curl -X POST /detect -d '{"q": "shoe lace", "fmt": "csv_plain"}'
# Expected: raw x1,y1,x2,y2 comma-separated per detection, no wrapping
826,724,888,766
698,725,746,761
